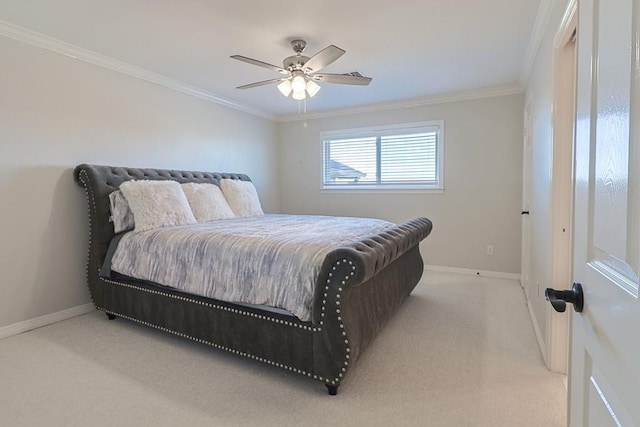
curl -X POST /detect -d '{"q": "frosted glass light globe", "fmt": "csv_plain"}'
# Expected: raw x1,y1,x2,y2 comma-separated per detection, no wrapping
306,80,321,97
291,75,306,92
277,79,292,97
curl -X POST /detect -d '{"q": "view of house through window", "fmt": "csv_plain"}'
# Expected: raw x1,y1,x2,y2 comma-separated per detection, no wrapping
322,121,443,190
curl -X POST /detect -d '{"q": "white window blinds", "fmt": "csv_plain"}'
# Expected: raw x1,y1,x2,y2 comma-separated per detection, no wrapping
322,123,443,190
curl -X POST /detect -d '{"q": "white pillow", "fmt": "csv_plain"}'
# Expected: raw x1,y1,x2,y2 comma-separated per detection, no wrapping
220,179,264,218
119,180,197,231
181,183,235,222
108,190,135,233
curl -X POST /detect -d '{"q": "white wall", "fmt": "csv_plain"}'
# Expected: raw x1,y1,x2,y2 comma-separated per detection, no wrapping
523,0,572,368
0,36,279,328
278,94,524,274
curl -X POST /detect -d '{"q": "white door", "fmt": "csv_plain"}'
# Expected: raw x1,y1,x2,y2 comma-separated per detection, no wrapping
570,0,640,424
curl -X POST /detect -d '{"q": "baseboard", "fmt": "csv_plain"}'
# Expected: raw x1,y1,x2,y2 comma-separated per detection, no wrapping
0,303,94,340
424,265,521,281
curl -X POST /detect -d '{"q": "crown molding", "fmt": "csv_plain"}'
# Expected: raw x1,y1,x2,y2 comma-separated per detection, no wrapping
520,0,554,87
276,84,524,123
0,19,530,125
0,20,276,121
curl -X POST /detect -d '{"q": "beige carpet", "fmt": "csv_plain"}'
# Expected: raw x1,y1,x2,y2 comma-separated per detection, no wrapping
0,272,566,426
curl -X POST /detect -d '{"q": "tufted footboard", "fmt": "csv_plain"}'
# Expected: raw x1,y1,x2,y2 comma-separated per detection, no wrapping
312,218,432,388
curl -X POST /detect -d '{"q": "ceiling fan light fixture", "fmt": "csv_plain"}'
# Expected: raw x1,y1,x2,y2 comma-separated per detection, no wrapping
232,39,372,106
306,79,321,97
277,79,292,97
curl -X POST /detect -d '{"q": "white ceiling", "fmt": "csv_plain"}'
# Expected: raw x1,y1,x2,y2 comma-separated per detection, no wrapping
0,0,541,118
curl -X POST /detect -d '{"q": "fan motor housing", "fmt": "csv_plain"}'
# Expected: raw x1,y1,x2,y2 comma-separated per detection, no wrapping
283,55,310,71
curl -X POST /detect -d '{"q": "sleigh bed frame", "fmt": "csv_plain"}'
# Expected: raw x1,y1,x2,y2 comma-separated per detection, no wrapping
74,164,432,395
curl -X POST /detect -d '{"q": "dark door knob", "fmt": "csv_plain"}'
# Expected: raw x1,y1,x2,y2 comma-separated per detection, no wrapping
545,283,584,313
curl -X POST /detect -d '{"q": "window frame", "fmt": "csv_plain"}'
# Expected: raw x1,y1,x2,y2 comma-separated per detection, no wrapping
320,120,445,193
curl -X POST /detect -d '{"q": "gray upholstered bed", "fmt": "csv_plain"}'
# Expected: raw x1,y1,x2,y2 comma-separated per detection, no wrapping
74,164,432,395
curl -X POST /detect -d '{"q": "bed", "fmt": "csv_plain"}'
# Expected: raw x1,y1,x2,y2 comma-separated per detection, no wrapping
74,164,432,395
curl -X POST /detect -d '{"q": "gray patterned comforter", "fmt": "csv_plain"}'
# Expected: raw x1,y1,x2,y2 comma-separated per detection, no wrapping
110,214,393,321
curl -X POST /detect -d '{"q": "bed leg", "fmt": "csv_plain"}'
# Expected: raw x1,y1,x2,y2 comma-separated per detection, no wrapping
326,384,339,396
106,313,117,320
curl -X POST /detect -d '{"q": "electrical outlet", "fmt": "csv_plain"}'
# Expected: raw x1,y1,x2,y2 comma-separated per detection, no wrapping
486,245,494,255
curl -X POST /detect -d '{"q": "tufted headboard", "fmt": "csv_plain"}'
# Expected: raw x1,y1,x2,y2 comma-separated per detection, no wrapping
73,164,250,306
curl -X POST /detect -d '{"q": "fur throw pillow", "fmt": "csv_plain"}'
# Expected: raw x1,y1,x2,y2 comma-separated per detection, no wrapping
119,180,197,231
220,179,264,218
181,183,235,222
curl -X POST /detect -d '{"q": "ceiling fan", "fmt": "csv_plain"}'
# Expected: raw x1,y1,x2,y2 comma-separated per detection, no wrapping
231,39,372,101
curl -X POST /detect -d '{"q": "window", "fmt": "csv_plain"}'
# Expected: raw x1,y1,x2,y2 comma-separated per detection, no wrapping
322,121,444,191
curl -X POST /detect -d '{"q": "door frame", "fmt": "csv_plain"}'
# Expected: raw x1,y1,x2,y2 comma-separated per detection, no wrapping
547,0,577,374
521,103,532,295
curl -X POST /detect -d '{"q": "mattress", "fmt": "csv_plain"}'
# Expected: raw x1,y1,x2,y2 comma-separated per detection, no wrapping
104,214,394,321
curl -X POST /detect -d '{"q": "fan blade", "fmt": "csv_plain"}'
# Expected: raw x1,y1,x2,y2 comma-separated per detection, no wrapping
312,73,372,85
236,78,288,89
230,55,289,75
302,45,345,73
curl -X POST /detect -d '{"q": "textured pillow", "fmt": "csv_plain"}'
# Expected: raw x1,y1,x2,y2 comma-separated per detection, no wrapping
109,190,135,233
181,183,235,222
220,179,264,218
119,180,197,231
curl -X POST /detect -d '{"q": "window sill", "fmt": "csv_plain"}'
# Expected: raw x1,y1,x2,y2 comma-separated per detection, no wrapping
320,186,444,194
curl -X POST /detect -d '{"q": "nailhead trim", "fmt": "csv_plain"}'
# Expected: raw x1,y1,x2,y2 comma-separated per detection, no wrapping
97,308,316,379
78,171,99,308
321,257,357,386
100,277,320,332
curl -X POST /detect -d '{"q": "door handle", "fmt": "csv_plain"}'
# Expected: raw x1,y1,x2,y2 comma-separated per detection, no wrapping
545,283,584,313
521,211,530,215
